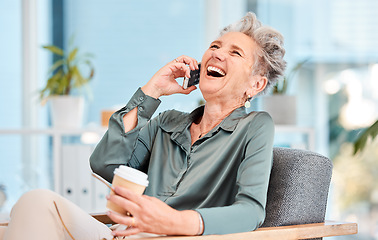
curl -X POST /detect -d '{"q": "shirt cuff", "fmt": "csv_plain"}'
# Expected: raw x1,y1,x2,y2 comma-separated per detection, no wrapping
124,87,161,120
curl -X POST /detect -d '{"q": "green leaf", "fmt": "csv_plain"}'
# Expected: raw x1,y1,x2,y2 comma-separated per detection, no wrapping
68,48,78,63
75,66,92,87
51,71,64,95
353,120,378,154
71,66,82,87
47,59,65,75
43,45,64,56
40,70,63,99
72,66,93,101
58,75,69,95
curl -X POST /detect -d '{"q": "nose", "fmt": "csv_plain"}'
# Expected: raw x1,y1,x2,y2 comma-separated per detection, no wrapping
211,48,226,61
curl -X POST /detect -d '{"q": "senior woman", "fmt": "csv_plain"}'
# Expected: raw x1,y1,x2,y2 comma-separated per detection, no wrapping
0,12,285,240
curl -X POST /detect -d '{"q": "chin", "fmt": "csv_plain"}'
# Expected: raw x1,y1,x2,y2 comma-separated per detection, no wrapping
199,81,226,99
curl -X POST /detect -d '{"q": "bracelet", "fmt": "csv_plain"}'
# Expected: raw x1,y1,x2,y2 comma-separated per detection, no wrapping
197,212,204,235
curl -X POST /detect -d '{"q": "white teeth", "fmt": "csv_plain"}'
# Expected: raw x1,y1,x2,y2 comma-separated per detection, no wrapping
207,66,225,76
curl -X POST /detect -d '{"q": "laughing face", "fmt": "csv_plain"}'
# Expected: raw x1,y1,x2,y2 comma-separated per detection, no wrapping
199,32,265,107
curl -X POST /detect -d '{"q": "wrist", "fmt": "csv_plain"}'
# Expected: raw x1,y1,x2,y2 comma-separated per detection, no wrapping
141,84,162,99
176,210,203,236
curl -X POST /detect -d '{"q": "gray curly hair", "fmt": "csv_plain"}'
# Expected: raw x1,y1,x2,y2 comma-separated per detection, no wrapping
220,12,286,95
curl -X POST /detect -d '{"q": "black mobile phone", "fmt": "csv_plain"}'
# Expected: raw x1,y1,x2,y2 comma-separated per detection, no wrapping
183,64,201,89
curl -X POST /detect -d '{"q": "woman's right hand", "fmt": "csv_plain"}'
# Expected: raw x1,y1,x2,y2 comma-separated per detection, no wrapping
141,55,199,99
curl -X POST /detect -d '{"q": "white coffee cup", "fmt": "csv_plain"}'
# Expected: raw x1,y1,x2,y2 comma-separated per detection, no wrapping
106,166,149,215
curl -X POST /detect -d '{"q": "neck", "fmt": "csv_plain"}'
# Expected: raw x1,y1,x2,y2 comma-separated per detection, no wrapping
198,101,242,132
190,102,242,143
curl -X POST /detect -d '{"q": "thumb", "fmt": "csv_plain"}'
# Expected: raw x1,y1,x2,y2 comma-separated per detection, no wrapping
179,85,197,95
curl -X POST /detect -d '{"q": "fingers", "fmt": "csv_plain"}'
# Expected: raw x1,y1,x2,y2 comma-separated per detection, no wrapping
172,55,199,71
107,210,136,227
106,188,141,216
113,186,142,204
112,227,141,237
109,193,184,236
168,62,191,79
107,212,141,237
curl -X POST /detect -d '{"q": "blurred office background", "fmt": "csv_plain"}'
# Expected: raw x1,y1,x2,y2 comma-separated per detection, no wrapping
1,0,378,238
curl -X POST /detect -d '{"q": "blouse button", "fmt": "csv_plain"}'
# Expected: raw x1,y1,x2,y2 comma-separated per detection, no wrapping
139,97,144,101
139,106,144,111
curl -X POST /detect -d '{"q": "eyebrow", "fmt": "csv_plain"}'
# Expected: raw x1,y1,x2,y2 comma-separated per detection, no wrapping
211,40,221,45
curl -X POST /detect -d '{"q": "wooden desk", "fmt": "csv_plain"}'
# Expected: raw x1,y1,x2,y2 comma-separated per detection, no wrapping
129,221,358,240
0,220,357,239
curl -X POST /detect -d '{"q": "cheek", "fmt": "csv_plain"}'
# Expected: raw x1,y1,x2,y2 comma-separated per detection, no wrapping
227,66,251,86
201,50,211,63
224,75,253,96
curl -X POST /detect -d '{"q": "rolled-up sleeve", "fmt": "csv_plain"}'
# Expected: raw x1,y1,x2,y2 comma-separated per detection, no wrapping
196,113,274,235
90,88,161,182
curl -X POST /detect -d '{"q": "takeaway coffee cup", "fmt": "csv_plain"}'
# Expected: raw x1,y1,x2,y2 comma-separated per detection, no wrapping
106,165,149,215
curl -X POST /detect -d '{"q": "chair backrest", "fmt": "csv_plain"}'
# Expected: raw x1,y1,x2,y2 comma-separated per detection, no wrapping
262,147,333,228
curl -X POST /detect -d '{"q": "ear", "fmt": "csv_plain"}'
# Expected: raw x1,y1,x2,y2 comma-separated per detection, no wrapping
248,76,268,97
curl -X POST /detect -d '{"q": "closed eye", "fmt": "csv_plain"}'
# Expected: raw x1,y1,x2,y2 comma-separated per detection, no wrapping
232,50,242,56
210,44,220,49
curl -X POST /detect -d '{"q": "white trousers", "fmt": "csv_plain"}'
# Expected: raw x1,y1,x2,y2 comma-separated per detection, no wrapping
1,189,115,240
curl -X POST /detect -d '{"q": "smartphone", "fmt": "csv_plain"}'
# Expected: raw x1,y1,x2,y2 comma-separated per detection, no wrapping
183,64,201,89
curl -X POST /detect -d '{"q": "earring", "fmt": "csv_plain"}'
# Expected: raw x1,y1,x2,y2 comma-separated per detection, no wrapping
244,95,251,108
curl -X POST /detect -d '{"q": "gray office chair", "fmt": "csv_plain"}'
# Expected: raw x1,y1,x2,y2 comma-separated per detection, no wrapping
261,147,333,239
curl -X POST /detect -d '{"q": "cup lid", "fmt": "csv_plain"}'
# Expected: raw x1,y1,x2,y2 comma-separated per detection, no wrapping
114,166,149,186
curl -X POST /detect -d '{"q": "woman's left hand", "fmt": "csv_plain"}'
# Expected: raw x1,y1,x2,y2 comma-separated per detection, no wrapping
106,186,200,237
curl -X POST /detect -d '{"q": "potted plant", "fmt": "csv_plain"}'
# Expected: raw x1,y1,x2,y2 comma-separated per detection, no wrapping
40,40,94,128
261,59,308,125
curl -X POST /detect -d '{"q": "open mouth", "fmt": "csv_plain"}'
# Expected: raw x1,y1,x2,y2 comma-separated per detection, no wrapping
207,66,226,78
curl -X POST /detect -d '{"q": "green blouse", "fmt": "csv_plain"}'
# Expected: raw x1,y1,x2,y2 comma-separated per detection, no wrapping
90,88,274,235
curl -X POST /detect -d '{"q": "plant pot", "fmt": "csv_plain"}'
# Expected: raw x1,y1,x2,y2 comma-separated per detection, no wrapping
49,96,84,128
260,95,297,125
